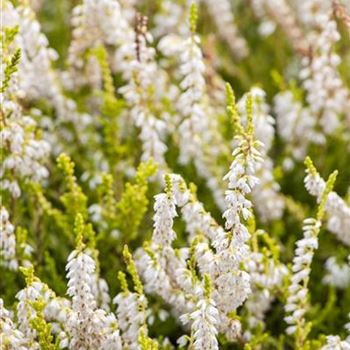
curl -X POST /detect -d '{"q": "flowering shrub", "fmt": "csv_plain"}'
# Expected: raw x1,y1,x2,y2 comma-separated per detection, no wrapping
1,0,350,349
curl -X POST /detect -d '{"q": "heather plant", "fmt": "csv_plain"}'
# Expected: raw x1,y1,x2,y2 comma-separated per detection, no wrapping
1,0,350,349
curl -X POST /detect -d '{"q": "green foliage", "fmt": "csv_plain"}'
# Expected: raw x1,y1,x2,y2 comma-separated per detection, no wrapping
57,153,88,219
1,48,21,94
115,160,157,242
30,299,58,350
123,244,144,295
189,2,198,34
1,25,20,94
139,326,159,350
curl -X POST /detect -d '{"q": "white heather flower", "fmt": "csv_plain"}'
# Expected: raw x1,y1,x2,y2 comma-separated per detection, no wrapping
89,273,111,312
113,292,148,350
44,296,71,340
0,298,29,350
101,313,123,350
180,276,219,350
238,88,284,222
176,25,227,210
207,119,262,336
169,174,224,243
238,88,274,150
6,2,72,120
304,168,350,246
0,207,18,270
181,200,223,243
0,104,50,198
222,136,262,231
321,335,350,350
177,33,207,166
163,170,253,342
135,246,193,317
66,248,105,349
118,21,168,171
135,177,209,319
323,256,350,289
284,218,321,335
188,299,219,350
152,192,177,247
245,251,288,330
203,0,247,58
299,12,350,134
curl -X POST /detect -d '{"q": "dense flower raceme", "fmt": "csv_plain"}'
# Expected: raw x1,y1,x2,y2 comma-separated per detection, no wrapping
1,0,350,349
237,88,284,222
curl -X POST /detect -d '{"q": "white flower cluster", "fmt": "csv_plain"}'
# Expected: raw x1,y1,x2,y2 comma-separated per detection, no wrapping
176,18,227,209
1,103,48,197
5,3,67,116
66,248,106,349
323,256,350,289
0,99,50,198
170,176,244,339
152,191,177,247
245,249,288,332
173,179,223,243
180,278,219,350
284,217,320,335
64,242,134,349
177,32,207,166
321,335,350,350
221,131,262,238
283,164,341,344
0,207,18,270
114,291,147,349
299,11,350,134
238,88,284,222
0,298,28,350
213,120,263,332
3,3,58,102
1,4,51,197
119,18,168,171
135,178,195,317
